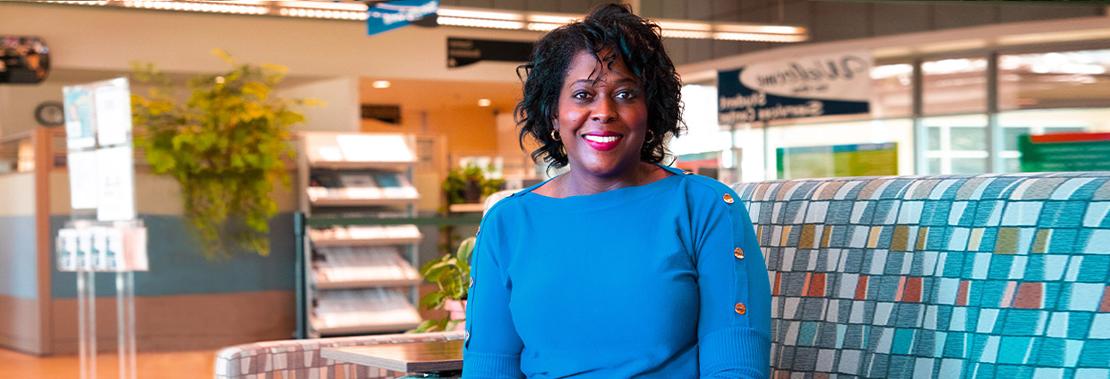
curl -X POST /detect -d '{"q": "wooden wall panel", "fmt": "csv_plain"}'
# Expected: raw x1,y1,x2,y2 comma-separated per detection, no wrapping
0,295,41,354
50,291,294,353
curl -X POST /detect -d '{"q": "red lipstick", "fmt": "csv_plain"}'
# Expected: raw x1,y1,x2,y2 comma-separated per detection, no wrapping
581,132,623,151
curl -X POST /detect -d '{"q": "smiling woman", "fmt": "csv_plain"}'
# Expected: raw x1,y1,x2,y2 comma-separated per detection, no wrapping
462,3,772,379
513,3,683,193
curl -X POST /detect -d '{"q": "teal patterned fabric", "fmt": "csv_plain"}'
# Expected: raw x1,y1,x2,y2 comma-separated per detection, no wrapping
733,173,1110,378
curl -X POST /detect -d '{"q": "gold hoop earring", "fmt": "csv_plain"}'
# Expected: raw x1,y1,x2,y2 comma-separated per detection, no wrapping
551,129,561,142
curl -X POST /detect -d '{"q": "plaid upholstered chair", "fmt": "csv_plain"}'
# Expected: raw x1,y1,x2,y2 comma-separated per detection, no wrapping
734,173,1110,378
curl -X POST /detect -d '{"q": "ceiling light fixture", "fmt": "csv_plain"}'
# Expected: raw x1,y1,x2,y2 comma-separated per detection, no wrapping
432,7,806,43
372,80,391,89
42,1,808,43
478,98,492,107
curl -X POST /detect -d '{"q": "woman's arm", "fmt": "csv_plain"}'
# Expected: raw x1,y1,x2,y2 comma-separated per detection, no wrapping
461,211,525,379
694,185,773,378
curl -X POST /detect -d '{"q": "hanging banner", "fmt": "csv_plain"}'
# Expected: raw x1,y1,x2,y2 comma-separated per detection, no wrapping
366,0,439,36
718,51,871,124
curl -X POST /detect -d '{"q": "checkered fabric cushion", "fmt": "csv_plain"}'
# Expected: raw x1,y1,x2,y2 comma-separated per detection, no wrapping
733,173,1110,378
214,331,465,379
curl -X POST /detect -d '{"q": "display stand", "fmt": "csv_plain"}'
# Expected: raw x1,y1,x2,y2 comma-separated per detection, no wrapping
60,77,144,379
297,132,423,338
59,220,148,379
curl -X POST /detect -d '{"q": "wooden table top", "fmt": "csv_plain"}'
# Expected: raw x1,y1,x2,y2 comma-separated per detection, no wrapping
321,340,464,373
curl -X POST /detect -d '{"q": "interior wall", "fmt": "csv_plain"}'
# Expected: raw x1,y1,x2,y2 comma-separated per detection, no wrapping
0,173,41,354
0,83,65,138
278,77,361,133
361,107,500,164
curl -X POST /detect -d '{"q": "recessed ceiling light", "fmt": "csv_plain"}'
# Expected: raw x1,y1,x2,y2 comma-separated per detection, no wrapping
372,80,391,89
478,98,492,107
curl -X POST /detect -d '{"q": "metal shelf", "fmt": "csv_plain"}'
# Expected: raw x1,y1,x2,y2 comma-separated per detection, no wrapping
311,235,423,247
310,316,422,336
314,277,423,290
308,196,419,207
308,160,415,171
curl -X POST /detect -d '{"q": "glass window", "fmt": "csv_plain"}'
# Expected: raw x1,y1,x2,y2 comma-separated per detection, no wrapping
999,49,1110,111
922,114,989,175
923,57,987,115
927,127,942,151
927,158,942,175
1002,127,1031,151
951,158,987,175
764,119,914,179
870,63,913,118
950,127,987,151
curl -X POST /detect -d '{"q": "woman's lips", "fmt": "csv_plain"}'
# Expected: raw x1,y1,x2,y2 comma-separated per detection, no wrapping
582,133,623,151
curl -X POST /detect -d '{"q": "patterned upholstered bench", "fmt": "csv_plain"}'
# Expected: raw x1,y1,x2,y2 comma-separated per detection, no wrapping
214,331,464,378
215,173,1108,379
733,173,1110,378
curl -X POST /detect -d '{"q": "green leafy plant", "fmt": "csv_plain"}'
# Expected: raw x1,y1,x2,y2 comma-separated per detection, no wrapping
442,163,505,205
412,236,474,333
130,49,314,259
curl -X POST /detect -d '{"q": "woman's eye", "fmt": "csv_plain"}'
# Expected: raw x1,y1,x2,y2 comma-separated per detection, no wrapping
573,92,592,100
615,90,636,100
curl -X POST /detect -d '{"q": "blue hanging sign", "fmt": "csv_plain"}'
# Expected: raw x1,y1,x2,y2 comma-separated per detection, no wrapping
718,51,872,124
367,0,439,36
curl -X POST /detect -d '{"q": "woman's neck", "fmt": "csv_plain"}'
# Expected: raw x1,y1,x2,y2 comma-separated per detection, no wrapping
541,161,670,198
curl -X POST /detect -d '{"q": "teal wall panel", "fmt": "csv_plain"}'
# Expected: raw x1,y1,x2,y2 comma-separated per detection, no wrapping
0,216,37,299
50,214,296,298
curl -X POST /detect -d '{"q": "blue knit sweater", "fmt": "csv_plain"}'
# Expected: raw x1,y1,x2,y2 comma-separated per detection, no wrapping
461,164,771,378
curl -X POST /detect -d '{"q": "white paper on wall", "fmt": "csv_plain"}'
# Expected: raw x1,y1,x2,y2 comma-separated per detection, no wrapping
93,78,133,147
62,85,97,150
67,150,99,210
95,146,136,222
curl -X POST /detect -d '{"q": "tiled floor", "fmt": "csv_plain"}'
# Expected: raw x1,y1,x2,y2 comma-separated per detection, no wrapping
0,348,215,379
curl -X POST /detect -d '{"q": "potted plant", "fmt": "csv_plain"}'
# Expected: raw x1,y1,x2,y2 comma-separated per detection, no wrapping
130,49,315,259
412,236,474,332
442,163,505,205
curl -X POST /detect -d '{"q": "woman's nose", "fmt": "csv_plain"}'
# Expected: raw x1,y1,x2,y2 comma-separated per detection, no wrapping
589,97,616,123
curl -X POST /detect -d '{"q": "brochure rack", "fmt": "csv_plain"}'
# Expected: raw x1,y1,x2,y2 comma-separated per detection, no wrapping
297,132,423,337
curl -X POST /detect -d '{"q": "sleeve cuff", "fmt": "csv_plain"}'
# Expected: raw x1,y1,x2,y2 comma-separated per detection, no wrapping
462,350,523,379
699,326,771,378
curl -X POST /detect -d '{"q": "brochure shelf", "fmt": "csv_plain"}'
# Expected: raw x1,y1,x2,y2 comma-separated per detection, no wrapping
298,132,423,338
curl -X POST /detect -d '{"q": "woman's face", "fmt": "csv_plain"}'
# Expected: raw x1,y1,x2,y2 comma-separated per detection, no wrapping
555,49,648,178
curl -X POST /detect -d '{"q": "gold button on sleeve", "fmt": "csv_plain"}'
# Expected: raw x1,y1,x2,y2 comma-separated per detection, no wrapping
735,303,746,315
722,193,734,204
733,247,745,259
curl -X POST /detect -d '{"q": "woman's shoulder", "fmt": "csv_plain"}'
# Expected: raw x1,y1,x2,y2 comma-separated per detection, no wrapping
674,171,741,203
482,191,526,219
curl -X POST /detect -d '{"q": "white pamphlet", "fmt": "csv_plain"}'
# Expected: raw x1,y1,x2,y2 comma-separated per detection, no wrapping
93,78,133,147
67,150,99,210
95,146,136,222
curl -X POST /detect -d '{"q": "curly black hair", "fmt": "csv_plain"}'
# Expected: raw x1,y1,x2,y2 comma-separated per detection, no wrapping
514,3,685,168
